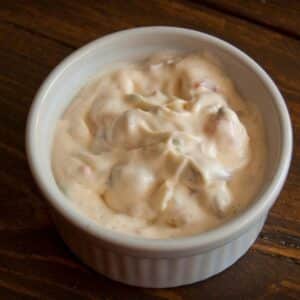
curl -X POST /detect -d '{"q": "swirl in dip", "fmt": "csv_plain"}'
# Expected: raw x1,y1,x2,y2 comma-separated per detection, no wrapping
52,52,266,238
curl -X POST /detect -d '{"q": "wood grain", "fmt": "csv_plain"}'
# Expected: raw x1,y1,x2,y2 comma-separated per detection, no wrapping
198,0,300,39
0,0,299,299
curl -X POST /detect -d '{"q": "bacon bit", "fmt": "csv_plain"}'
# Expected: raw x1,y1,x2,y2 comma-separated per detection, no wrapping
204,114,218,135
193,81,201,89
193,79,218,92
204,106,226,135
80,165,92,177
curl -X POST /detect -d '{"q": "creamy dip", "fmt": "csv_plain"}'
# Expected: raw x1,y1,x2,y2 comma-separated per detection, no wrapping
52,52,266,238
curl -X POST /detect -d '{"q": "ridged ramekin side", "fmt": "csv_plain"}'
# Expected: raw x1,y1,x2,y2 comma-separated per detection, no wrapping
51,210,266,288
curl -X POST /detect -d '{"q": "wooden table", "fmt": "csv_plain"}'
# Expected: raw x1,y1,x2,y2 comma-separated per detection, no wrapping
0,1,299,299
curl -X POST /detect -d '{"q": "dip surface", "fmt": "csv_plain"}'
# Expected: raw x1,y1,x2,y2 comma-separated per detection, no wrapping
52,52,266,238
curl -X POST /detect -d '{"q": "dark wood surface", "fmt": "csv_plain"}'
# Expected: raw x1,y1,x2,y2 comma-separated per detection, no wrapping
199,0,300,38
0,1,299,299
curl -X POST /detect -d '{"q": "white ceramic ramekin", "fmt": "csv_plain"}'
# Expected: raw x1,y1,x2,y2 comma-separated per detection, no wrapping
26,27,292,288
